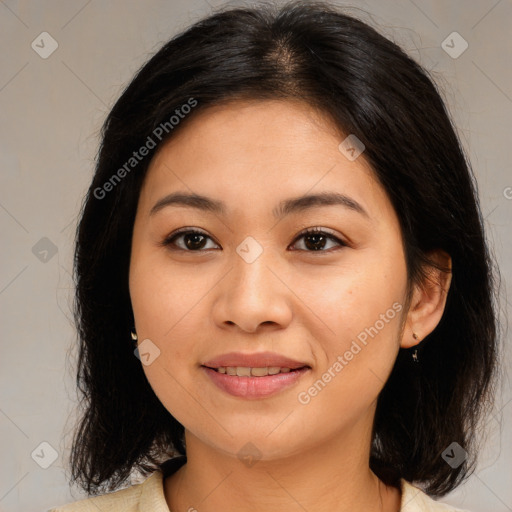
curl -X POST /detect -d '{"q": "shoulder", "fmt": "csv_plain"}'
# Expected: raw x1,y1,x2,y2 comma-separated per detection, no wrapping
47,470,168,512
400,479,470,512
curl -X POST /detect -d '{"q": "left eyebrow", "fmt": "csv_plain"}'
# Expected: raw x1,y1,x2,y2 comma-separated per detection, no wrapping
273,191,370,220
149,191,370,220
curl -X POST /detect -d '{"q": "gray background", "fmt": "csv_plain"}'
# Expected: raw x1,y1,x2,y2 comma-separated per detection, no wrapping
0,1,511,511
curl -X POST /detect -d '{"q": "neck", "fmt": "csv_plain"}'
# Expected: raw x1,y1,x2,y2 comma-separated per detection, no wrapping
163,417,401,511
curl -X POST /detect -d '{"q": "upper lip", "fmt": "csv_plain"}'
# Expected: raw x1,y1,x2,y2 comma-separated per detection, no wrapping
202,351,310,370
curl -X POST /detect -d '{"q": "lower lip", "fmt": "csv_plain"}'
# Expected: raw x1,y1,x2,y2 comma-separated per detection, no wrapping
201,366,310,399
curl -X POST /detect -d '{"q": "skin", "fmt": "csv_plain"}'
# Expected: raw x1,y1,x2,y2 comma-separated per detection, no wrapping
129,99,452,512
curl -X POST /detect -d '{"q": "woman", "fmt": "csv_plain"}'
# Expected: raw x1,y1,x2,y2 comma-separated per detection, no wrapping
50,1,500,510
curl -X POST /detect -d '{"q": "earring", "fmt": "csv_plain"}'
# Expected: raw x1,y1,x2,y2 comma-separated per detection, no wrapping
131,330,138,342
412,332,419,362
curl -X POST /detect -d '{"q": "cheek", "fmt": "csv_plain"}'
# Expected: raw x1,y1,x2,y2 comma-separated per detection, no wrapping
130,263,196,416
129,252,212,412
294,274,404,422
130,250,207,339
302,262,403,328
299,252,406,368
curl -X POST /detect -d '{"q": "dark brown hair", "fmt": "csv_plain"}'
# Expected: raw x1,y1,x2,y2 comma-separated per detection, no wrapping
69,0,500,498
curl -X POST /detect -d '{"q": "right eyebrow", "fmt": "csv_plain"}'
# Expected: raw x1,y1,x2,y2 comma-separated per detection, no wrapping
150,192,226,217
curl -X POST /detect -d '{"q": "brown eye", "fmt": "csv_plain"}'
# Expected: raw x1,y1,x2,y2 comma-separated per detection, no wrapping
162,229,219,251
291,228,346,252
161,227,346,253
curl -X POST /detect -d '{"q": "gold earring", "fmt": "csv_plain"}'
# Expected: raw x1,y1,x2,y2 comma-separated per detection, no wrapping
131,330,138,341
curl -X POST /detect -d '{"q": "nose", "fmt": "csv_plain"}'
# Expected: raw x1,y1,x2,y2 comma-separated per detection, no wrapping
211,246,293,334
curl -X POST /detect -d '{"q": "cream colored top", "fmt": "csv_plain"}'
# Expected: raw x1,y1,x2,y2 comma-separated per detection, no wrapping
49,462,470,512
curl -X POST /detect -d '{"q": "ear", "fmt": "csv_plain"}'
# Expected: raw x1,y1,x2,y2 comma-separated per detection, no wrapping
401,249,452,349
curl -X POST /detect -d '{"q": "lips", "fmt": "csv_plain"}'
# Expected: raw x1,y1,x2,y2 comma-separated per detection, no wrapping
202,351,310,371
201,352,311,399
201,365,310,399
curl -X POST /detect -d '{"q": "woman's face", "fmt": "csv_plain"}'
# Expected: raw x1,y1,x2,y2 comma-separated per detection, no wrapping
129,99,412,460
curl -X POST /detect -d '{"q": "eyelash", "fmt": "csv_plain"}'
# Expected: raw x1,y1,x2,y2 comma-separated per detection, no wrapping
160,226,347,253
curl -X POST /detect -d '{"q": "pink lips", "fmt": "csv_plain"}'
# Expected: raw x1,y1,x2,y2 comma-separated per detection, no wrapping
202,351,309,370
201,351,311,399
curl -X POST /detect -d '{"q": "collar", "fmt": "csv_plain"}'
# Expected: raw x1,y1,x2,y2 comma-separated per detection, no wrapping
137,458,459,512
138,456,187,511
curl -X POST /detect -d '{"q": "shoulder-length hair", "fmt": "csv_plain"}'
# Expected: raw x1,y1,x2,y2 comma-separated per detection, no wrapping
69,0,500,497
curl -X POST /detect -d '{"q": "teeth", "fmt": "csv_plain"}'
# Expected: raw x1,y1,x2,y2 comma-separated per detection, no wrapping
215,366,296,376
236,367,251,377
251,367,270,377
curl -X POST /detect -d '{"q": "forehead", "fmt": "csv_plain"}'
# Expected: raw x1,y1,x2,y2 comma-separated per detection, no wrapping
139,99,390,224
151,98,361,169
